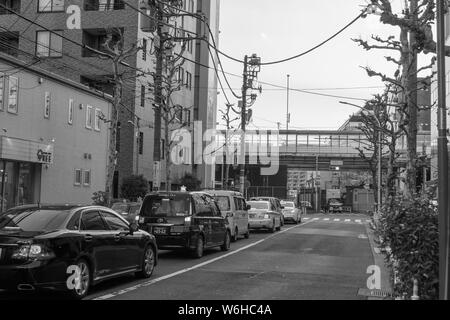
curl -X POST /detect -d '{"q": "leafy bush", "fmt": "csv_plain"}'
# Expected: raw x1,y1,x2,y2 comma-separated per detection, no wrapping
120,175,148,201
179,173,201,191
376,193,439,300
92,191,108,206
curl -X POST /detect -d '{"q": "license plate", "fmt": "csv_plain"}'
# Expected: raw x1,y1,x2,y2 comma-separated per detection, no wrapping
153,227,167,235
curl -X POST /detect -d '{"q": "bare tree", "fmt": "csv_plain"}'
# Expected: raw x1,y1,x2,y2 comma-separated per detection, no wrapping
100,28,143,205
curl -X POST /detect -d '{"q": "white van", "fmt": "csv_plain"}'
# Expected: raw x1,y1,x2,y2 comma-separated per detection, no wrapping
204,190,250,242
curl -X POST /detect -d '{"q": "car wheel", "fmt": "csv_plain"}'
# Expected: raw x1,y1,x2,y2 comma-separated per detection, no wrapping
192,235,204,259
67,259,91,300
136,246,156,279
232,227,238,242
244,226,250,239
221,231,231,251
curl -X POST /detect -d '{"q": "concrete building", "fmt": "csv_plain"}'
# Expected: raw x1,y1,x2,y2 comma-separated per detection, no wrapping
0,52,112,211
0,0,219,195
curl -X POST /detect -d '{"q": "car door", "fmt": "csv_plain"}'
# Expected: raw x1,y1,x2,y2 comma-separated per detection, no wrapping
100,210,141,272
193,194,213,246
79,210,118,278
209,198,226,245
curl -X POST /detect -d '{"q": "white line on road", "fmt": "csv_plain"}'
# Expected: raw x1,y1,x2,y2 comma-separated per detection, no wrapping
304,218,310,220
312,218,319,221
93,221,314,300
323,218,330,221
355,219,362,223
334,219,340,222
345,219,351,222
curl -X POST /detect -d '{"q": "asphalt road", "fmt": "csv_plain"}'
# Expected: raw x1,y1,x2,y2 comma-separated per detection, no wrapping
0,213,374,300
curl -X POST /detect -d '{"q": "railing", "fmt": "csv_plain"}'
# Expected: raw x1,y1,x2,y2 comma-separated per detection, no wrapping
84,1,125,11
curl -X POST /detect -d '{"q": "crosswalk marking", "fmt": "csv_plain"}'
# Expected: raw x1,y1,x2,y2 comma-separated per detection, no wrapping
323,218,330,221
334,219,340,221
312,218,319,221
304,218,310,220
300,216,371,224
345,219,351,222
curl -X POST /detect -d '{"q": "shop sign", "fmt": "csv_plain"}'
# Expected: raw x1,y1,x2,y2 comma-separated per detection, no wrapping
0,137,54,164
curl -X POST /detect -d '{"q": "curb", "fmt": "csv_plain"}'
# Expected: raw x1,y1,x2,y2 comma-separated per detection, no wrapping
364,222,393,300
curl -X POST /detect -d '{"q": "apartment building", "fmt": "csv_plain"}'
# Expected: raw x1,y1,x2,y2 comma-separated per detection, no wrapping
0,52,112,210
0,0,219,195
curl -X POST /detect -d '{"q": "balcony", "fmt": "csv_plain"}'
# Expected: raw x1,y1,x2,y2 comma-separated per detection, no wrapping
0,0,20,15
84,0,125,11
0,31,19,57
81,28,123,57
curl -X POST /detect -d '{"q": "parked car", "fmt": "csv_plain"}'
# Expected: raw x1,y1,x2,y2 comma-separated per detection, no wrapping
249,197,285,226
204,190,250,242
111,201,142,224
0,204,157,299
137,191,231,259
247,201,282,233
280,201,302,224
327,198,344,213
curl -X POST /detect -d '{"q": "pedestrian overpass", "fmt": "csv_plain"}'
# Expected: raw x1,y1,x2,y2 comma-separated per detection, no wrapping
215,129,407,171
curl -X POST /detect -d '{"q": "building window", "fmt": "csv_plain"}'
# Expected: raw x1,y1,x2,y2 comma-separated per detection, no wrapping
7,76,18,114
68,99,74,124
36,30,63,57
175,106,183,123
83,170,91,186
0,0,21,15
82,28,123,57
140,85,145,107
142,38,147,61
86,105,93,129
0,31,19,57
116,122,121,152
161,139,165,159
38,0,64,12
94,108,102,131
44,91,51,118
0,73,4,111
185,71,192,90
139,132,144,155
178,67,184,84
74,169,82,186
185,109,191,125
188,0,194,13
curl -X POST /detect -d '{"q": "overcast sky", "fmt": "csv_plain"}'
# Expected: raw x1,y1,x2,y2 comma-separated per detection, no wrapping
216,0,413,131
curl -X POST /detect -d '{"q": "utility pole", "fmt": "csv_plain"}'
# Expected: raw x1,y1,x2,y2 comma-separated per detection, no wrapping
286,74,290,153
136,117,140,175
152,0,164,191
436,0,449,300
240,55,248,195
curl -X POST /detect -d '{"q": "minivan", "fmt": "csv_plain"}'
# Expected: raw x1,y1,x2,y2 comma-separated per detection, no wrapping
137,192,231,258
204,190,250,242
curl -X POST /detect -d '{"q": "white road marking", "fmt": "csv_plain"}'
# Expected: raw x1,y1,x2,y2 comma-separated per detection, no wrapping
355,219,362,223
334,219,340,222
93,221,314,300
345,219,351,222
312,218,319,221
304,218,310,220
323,218,330,221
358,234,368,239
366,219,371,223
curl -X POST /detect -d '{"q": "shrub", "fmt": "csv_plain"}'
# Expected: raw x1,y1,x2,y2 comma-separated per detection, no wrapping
179,173,202,191
376,193,439,300
92,191,108,206
120,175,148,201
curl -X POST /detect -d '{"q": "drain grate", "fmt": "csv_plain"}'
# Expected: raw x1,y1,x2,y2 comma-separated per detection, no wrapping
358,288,393,299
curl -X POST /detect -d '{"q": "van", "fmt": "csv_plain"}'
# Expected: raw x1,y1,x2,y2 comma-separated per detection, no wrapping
137,191,231,258
204,190,250,242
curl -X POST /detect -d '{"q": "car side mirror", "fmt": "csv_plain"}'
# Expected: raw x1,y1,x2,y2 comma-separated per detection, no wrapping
129,222,139,235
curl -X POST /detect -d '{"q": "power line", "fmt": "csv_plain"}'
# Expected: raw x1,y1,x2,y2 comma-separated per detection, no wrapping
259,11,365,66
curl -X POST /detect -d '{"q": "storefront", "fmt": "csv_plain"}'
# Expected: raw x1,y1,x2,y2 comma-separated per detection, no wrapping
0,136,53,212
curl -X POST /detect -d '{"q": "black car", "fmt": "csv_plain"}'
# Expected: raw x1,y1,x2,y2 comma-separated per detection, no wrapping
137,191,231,258
0,204,157,299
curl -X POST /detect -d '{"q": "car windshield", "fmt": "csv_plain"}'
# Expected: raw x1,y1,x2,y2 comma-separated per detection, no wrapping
140,194,191,217
0,209,71,232
214,196,230,211
248,201,269,210
282,202,295,208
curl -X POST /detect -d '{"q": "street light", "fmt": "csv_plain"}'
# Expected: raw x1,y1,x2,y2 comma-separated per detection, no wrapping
339,101,383,218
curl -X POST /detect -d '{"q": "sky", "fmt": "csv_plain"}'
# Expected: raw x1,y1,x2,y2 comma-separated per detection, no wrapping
216,0,411,131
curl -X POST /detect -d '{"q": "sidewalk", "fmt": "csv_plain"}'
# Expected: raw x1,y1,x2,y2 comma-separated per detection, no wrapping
364,222,393,300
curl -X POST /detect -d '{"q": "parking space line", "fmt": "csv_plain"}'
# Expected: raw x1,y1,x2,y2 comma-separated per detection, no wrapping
92,221,314,300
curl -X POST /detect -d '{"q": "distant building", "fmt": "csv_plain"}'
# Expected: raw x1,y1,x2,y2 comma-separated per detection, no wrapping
0,53,112,211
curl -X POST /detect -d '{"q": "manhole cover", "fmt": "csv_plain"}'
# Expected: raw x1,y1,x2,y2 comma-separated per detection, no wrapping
358,288,393,299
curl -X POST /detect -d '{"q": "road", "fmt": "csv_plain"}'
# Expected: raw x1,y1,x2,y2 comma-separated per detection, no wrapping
0,213,375,300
